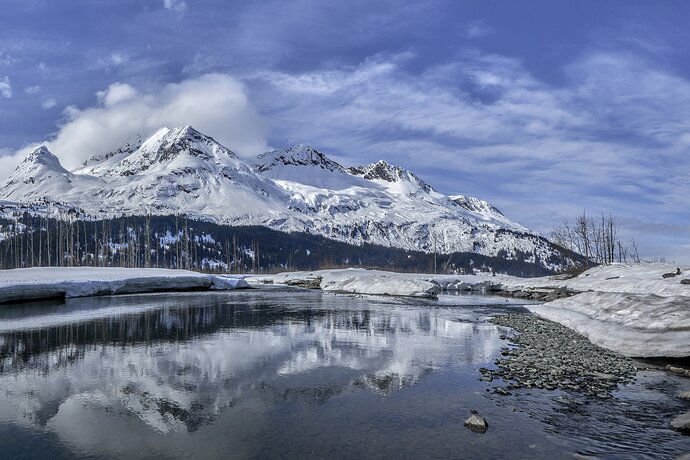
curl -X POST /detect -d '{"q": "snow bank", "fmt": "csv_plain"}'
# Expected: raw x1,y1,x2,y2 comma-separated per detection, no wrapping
248,268,504,298
488,263,690,295
319,270,439,298
518,263,690,357
527,292,690,357
557,263,690,296
211,275,251,290
0,267,249,304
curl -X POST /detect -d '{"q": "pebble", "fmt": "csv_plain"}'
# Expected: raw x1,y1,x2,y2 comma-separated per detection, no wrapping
482,314,637,398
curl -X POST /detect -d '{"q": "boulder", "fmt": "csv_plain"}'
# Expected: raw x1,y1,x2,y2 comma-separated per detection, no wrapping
681,279,690,285
464,414,488,433
671,412,690,433
667,365,689,376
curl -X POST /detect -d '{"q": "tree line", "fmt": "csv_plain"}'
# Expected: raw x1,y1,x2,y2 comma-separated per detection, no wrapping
0,211,579,276
550,211,643,269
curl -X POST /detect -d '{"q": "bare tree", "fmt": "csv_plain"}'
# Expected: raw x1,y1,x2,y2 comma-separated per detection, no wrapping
552,210,641,267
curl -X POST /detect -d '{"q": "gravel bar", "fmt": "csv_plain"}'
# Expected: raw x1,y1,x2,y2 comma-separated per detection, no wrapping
481,313,639,398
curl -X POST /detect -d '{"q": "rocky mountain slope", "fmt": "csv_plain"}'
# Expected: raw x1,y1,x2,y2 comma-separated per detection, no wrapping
0,126,577,271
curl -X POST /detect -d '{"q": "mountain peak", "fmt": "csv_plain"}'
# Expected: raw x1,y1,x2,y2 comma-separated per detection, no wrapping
89,126,238,177
254,145,345,174
348,160,433,192
21,145,67,172
168,125,202,140
0,144,79,199
0,135,568,271
26,145,56,161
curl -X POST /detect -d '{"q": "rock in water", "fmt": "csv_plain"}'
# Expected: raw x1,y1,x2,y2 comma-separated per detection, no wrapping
666,365,689,376
679,391,690,401
464,414,488,433
681,279,690,285
671,412,690,433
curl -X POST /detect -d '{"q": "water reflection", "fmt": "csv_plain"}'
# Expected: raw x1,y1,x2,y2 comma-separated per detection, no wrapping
0,289,509,459
5,290,684,459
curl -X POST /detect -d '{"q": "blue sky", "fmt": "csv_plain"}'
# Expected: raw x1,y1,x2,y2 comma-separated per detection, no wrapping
1,0,689,261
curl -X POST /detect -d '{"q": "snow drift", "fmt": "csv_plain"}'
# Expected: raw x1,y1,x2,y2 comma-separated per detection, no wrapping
0,267,249,304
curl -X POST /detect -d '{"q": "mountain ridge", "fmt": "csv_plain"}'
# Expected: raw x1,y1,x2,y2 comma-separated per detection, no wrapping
0,126,578,271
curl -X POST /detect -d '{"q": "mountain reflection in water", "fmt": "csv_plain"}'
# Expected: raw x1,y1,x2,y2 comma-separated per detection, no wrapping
1,289,688,459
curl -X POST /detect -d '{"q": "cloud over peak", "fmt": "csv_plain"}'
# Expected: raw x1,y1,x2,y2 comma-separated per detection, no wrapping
5,74,268,171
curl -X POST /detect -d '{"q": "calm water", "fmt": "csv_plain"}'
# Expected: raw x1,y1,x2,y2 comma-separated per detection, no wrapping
0,288,688,459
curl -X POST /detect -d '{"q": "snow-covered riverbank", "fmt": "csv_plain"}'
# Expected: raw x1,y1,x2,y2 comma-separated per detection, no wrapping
515,264,690,357
0,267,249,304
248,268,502,298
1,265,687,357
248,264,690,357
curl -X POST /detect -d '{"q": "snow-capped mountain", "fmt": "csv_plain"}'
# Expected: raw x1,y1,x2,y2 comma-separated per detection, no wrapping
0,126,575,270
1,145,105,200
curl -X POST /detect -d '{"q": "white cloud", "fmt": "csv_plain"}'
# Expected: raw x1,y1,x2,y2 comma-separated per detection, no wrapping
465,20,492,38
41,98,57,109
24,85,41,94
21,73,269,169
163,0,187,14
96,82,138,107
0,76,11,98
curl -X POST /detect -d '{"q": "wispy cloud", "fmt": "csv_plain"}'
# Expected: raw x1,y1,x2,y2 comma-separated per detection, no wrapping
98,52,129,69
41,98,57,109
250,49,690,260
0,52,15,67
1,0,689,261
464,20,492,38
24,85,40,94
0,76,11,98
163,0,187,15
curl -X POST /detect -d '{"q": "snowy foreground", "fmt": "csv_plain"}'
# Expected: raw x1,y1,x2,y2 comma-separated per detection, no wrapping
248,264,690,357
0,267,249,304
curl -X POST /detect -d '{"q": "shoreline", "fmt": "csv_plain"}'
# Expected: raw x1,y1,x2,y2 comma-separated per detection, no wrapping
246,265,690,358
1,264,688,358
